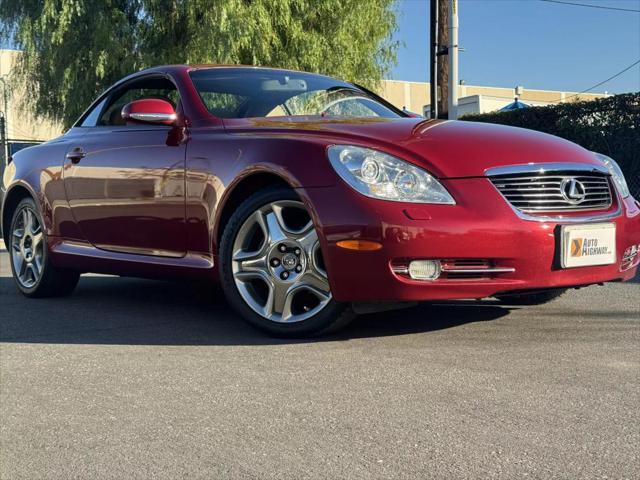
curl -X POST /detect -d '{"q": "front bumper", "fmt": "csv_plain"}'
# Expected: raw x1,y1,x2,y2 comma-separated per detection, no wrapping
299,178,640,303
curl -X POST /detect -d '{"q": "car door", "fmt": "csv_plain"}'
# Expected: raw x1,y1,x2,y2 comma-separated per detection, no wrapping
63,74,188,257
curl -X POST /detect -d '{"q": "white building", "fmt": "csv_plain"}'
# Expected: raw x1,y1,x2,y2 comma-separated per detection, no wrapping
379,80,608,117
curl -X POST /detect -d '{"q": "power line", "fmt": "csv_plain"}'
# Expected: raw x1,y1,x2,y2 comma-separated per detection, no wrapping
539,0,640,13
560,59,640,102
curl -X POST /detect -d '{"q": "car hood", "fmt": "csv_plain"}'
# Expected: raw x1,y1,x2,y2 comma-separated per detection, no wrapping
223,117,602,178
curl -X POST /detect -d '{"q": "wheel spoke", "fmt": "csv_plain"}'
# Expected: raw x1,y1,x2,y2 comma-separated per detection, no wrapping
32,232,44,250
271,202,313,236
232,209,269,268
17,254,28,280
234,269,270,283
298,271,331,296
247,210,268,241
307,286,331,304
234,210,269,251
311,243,328,277
27,263,38,283
233,244,268,267
236,255,268,274
267,282,296,321
25,209,36,234
12,227,25,240
13,250,24,276
21,209,29,231
265,211,288,244
33,254,43,277
31,217,42,235
298,228,318,254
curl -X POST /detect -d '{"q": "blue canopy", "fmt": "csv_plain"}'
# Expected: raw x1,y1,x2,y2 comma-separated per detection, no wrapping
500,99,530,111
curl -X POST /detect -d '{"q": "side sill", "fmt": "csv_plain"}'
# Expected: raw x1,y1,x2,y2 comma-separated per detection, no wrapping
50,240,214,270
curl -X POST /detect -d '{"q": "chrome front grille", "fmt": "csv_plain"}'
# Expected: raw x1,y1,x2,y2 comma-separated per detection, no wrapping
489,170,613,213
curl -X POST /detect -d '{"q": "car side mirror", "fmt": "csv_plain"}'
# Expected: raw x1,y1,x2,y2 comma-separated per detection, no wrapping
121,98,178,126
403,109,423,118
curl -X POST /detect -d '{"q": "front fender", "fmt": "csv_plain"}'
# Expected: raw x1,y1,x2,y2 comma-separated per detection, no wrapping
185,130,341,254
2,162,51,241
2,140,72,238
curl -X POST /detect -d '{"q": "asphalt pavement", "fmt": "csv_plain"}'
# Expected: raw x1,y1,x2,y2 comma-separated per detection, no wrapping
1,247,639,479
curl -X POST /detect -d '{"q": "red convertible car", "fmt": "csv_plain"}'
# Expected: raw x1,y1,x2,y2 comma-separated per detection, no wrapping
2,65,639,336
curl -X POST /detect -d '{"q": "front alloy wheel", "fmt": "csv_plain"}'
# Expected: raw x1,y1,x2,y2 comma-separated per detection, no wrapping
220,187,353,337
9,197,80,297
232,200,331,322
11,205,45,288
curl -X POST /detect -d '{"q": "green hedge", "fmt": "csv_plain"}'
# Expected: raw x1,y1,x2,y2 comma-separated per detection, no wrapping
463,93,640,199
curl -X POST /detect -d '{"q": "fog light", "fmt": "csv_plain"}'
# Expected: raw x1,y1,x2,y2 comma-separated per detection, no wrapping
408,260,441,280
621,243,640,271
622,244,638,262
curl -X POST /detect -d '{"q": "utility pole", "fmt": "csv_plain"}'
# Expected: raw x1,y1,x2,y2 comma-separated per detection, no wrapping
448,0,459,119
429,0,439,119
436,0,449,119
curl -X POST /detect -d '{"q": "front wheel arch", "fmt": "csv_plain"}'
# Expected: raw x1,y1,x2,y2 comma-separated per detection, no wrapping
2,184,36,245
214,171,294,252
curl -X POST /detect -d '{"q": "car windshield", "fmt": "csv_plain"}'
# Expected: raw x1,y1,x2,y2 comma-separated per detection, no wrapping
189,68,402,119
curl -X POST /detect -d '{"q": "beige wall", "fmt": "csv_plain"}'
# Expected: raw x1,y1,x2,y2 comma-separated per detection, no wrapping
377,79,607,114
1,49,64,142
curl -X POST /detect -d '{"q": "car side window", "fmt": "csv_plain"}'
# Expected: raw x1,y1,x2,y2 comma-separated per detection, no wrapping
80,97,109,127
97,76,180,127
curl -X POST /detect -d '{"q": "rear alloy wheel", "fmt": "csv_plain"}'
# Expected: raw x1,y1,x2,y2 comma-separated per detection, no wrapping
220,187,353,337
9,197,80,297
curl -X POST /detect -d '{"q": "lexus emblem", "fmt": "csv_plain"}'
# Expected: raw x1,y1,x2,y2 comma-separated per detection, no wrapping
560,178,587,204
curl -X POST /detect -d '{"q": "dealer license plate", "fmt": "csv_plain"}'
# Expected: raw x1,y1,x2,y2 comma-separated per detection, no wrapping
561,223,616,268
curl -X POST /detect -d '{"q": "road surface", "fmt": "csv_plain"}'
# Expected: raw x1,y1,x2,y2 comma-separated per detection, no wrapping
1,248,639,479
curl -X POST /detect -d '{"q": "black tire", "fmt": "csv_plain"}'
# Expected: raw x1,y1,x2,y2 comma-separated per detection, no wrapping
8,197,80,298
495,288,567,306
219,186,354,337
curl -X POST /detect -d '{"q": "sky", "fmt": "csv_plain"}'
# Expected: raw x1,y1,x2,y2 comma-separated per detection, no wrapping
391,0,640,94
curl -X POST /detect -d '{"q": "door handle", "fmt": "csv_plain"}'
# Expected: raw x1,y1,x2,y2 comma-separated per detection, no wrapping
66,147,86,164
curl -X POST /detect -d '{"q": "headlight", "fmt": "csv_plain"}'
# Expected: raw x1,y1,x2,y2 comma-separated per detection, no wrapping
327,145,455,204
594,153,630,198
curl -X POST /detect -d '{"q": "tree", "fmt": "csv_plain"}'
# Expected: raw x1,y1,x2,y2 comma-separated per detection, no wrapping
0,0,399,128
